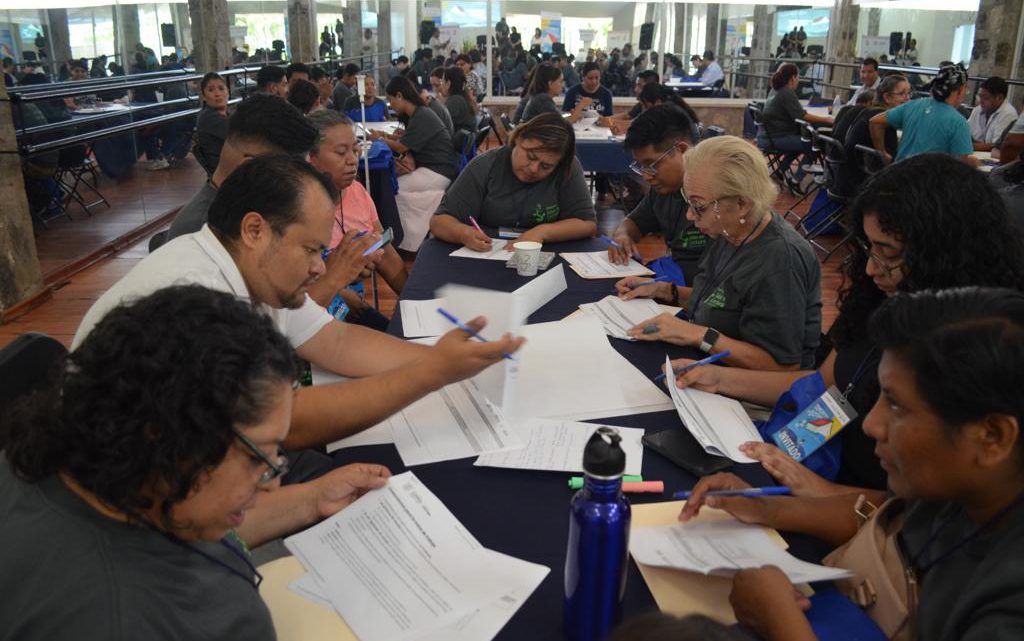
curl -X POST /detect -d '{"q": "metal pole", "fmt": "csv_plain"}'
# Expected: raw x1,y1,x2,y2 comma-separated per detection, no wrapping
487,0,494,98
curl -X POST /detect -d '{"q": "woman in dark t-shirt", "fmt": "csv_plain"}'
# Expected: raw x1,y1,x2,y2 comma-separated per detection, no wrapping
194,72,230,173
660,154,1024,496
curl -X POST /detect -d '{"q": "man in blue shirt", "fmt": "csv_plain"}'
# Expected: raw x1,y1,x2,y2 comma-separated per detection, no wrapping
869,64,978,166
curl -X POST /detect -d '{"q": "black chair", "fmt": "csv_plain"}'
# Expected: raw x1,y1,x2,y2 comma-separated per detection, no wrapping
56,144,109,216
453,128,476,173
499,111,514,139
801,133,854,262
748,102,795,187
0,332,67,407
474,124,492,152
854,144,890,179
783,120,826,221
149,229,170,253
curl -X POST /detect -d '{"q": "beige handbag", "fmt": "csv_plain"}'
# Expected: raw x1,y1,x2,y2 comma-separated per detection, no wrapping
823,497,917,641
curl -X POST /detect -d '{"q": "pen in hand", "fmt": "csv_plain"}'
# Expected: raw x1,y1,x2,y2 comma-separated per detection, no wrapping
654,350,731,382
436,308,516,361
599,235,642,261
673,486,791,500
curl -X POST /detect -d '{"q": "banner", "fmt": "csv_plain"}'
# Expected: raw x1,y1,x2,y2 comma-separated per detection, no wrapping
859,35,890,58
439,24,461,54
607,30,629,51
540,11,561,53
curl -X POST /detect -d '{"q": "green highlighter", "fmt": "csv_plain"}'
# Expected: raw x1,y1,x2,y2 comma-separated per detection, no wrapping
568,475,643,490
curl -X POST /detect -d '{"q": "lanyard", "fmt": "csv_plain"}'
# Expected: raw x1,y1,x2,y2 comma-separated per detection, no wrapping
842,346,879,400
689,214,768,319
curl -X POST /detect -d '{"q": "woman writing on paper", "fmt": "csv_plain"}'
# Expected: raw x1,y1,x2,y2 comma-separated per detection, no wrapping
680,287,1024,641
0,286,390,639
668,154,1024,494
429,112,597,252
617,136,822,371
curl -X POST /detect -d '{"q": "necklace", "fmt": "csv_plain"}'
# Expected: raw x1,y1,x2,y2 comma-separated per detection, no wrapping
689,213,769,319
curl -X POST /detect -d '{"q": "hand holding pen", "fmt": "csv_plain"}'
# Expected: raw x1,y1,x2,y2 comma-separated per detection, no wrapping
655,350,731,382
678,472,789,524
437,308,517,361
463,216,493,252
600,234,643,266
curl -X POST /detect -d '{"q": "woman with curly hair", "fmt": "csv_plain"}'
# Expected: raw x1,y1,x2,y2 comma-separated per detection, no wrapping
669,153,1024,494
0,286,389,639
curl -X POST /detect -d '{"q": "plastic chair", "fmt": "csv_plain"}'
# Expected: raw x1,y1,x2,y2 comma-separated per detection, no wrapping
0,332,67,407
453,128,476,173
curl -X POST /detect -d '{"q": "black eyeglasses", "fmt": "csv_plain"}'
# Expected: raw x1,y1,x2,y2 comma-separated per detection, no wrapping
232,429,289,484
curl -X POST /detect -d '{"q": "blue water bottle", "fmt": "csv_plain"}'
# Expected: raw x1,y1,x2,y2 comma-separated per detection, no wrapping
564,427,631,641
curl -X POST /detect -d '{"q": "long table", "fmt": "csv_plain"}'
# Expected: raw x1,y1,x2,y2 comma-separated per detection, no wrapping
326,237,813,640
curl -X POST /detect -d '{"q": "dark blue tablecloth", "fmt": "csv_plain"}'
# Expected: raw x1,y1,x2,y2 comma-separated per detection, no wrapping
574,140,631,173
328,237,815,640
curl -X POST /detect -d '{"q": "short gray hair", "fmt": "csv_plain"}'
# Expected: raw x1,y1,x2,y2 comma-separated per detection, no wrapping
306,109,353,154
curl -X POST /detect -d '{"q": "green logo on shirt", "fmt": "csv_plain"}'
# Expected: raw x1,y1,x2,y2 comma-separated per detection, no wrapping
532,203,560,223
705,287,727,309
679,229,708,250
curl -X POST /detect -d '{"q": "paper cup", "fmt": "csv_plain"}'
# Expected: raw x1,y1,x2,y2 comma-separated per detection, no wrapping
513,241,542,276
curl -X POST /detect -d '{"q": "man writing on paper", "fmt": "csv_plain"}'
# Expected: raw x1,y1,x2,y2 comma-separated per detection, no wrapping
74,155,524,455
606,105,708,280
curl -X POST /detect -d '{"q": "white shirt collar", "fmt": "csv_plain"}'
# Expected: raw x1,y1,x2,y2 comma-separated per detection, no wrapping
194,224,253,302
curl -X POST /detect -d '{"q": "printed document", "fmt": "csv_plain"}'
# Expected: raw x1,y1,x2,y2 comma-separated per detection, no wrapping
665,355,763,462
630,518,853,583
505,316,673,420
579,295,663,340
399,298,450,338
385,379,523,466
560,251,653,279
449,239,511,260
474,419,644,475
285,472,548,641
310,367,396,451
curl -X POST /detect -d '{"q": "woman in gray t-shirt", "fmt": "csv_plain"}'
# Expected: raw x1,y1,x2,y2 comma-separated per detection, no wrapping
521,63,564,124
618,135,822,370
431,112,597,251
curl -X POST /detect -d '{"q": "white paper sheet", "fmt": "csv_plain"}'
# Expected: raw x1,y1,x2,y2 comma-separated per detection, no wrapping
307,367,397,451
284,472,546,641
664,355,763,462
290,554,549,641
579,295,663,340
399,298,451,338
383,379,523,466
474,419,644,475
504,316,673,421
449,239,511,260
511,263,567,317
560,251,653,279
630,518,853,583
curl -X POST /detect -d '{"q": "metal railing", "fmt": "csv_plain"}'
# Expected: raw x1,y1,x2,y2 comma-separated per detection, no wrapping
10,49,402,158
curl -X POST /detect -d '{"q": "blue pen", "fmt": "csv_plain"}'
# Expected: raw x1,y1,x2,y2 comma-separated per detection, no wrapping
654,350,731,382
436,308,516,361
320,230,370,259
598,235,643,261
628,275,672,288
673,486,791,500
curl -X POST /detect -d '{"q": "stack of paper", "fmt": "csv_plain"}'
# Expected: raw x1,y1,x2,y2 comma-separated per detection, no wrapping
474,419,644,474
579,295,663,340
285,472,549,641
505,316,673,421
631,518,852,583
560,251,653,279
449,239,511,260
664,356,763,462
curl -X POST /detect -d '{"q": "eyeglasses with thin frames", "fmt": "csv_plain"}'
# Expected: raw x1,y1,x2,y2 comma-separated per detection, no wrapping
232,428,289,484
855,237,904,278
628,145,676,178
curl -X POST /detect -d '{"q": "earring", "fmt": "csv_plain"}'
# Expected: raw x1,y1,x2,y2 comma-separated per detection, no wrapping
739,217,746,225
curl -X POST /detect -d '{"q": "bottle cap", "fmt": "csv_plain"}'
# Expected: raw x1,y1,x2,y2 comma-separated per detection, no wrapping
582,427,626,478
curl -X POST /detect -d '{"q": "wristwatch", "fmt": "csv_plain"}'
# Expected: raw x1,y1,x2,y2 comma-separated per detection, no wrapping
699,328,721,354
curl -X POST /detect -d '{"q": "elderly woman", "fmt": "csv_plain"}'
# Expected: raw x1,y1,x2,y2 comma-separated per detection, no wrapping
0,286,389,639
430,111,597,251
670,154,1024,493
681,287,1024,641
617,135,822,370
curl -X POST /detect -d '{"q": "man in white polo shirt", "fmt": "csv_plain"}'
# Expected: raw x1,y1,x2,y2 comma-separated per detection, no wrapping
968,76,1018,152
75,155,524,454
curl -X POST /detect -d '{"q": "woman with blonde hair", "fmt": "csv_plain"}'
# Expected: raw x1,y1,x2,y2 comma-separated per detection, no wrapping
617,135,822,370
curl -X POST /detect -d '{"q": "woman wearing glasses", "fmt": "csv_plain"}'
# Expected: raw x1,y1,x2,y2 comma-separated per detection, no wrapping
669,154,1024,495
618,135,822,371
0,286,389,640
430,112,597,250
836,74,911,196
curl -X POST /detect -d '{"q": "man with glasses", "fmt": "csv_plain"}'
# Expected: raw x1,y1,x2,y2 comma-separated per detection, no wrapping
606,105,707,280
